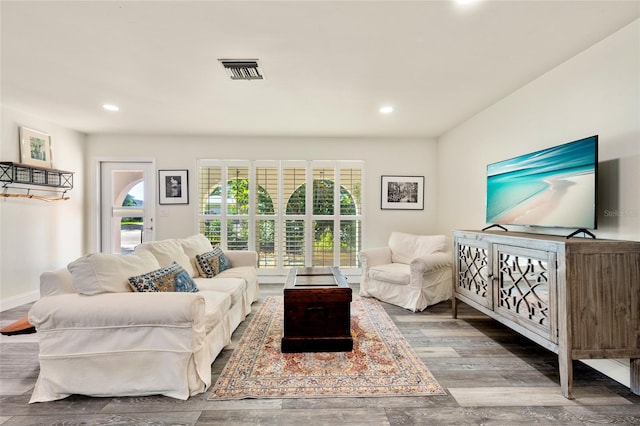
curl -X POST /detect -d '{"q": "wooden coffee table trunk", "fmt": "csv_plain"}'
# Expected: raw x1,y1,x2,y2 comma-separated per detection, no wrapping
281,267,353,353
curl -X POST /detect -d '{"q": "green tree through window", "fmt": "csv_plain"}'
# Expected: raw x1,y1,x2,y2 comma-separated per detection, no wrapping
204,179,274,248
121,194,142,225
286,180,357,254
198,161,363,270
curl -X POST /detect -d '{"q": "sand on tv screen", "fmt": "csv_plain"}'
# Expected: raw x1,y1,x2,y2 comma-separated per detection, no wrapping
486,135,598,230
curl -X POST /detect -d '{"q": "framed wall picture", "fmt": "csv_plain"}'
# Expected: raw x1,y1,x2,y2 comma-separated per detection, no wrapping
20,127,52,168
159,170,189,205
381,175,424,210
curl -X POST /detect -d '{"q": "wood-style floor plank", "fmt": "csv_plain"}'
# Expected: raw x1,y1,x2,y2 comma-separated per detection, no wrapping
448,386,633,407
1,282,639,426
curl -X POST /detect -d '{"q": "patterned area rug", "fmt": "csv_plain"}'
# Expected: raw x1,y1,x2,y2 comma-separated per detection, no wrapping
209,295,446,399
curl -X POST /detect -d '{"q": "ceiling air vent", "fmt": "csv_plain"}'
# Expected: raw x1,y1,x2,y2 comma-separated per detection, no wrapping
219,59,264,80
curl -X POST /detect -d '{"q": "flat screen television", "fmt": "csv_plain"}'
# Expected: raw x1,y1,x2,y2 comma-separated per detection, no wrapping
486,135,598,231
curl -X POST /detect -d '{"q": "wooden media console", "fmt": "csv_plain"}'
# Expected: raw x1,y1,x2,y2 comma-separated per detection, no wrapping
452,230,640,399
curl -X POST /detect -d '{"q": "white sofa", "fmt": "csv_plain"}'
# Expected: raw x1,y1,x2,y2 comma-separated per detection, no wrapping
27,234,259,403
358,232,452,312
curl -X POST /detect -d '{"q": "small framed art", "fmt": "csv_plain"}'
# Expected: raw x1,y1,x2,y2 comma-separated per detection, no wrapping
381,175,424,210
159,169,189,205
20,127,52,168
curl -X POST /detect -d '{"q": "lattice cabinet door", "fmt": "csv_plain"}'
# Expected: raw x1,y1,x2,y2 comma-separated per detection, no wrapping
492,244,558,343
454,237,492,309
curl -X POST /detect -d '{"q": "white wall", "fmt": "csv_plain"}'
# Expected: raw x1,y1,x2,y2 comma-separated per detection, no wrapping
437,19,640,242
0,106,86,310
86,135,438,251
437,19,640,389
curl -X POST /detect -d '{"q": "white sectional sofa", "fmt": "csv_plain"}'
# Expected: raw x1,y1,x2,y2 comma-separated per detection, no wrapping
27,234,259,403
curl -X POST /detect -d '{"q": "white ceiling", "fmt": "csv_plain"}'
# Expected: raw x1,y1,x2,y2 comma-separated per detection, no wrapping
2,1,639,138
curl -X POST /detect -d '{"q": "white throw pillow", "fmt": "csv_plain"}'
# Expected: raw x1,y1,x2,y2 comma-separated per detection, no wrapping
389,232,446,264
68,251,161,295
180,234,213,276
134,238,196,277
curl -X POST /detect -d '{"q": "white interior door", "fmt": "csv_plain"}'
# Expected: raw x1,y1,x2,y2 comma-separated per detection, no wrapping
100,162,155,254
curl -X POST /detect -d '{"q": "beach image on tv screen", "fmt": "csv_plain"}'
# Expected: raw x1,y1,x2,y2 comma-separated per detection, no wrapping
486,136,597,229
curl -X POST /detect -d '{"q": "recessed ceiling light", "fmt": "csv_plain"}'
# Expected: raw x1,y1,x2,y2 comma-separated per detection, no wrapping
455,0,481,5
102,104,119,112
379,106,394,114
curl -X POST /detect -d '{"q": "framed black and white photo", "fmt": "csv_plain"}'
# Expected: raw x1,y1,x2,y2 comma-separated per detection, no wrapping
20,127,52,168
381,175,424,210
159,170,189,205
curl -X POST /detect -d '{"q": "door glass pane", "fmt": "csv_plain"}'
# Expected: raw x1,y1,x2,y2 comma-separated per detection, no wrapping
107,171,144,254
119,181,144,254
117,217,144,254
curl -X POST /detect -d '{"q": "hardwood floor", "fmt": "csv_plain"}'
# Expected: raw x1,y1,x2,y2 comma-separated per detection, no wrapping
1,283,639,425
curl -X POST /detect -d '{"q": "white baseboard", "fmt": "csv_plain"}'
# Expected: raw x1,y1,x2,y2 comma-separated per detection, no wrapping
0,290,40,312
580,359,630,388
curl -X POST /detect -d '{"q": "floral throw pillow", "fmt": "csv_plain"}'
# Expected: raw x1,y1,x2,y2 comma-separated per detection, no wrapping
195,246,231,278
128,262,199,293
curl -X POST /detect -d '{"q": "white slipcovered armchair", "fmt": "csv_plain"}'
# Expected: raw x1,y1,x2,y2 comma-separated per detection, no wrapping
358,232,452,312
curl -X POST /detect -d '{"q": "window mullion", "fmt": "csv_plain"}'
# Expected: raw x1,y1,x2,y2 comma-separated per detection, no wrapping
248,165,255,252
220,166,228,248
305,163,313,267
333,164,340,266
276,162,283,269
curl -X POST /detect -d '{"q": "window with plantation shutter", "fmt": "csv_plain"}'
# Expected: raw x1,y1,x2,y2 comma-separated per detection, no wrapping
255,163,278,268
339,167,362,267
283,164,307,268
198,165,223,243
198,160,363,274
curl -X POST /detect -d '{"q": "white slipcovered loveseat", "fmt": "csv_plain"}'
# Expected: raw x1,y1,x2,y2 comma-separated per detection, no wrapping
358,232,452,312
27,234,259,403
